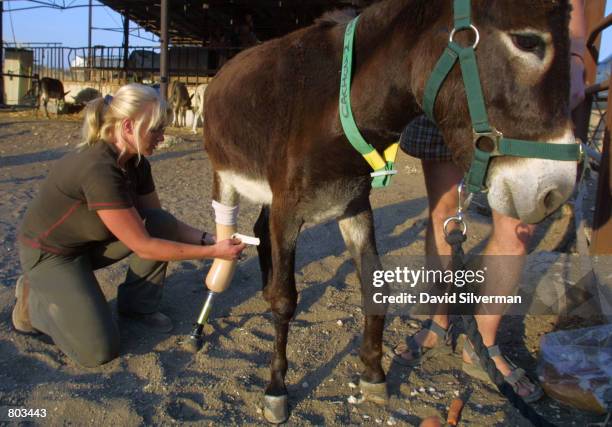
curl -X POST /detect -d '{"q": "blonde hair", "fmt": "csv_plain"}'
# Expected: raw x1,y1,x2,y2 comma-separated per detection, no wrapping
80,83,169,161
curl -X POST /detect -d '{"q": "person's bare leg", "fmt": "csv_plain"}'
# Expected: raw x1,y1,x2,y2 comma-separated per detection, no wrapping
396,160,461,360
464,211,537,396
399,162,538,397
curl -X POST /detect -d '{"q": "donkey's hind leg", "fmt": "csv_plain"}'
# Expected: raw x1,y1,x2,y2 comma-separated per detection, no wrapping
261,199,303,424
338,198,388,404
254,206,272,287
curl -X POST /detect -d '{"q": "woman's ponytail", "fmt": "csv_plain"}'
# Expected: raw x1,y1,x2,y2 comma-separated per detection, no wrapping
80,97,107,147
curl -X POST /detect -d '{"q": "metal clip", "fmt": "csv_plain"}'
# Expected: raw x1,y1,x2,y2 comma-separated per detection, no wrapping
443,180,472,236
457,179,473,216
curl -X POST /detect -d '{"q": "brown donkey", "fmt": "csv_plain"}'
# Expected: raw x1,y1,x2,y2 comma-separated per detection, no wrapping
203,0,576,422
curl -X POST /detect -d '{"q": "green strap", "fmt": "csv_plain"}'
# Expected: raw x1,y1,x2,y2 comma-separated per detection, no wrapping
339,16,397,188
455,44,491,133
454,0,472,29
339,17,373,156
465,138,581,192
423,46,458,123
499,138,581,160
465,148,492,193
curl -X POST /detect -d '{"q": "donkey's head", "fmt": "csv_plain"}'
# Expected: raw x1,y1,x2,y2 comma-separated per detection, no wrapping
419,0,576,223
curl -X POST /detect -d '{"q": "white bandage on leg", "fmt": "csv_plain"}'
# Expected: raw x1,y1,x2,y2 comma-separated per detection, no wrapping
206,200,240,293
212,200,239,226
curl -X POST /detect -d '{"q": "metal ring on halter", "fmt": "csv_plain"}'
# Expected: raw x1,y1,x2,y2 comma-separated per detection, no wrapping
449,24,480,49
443,215,468,237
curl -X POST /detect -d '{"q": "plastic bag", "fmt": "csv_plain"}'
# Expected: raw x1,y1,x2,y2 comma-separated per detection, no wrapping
538,323,612,414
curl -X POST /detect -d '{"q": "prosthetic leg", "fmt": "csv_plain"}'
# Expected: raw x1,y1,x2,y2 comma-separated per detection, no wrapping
187,201,239,351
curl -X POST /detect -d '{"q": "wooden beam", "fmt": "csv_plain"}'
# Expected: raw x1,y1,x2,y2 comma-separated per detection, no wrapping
590,63,612,254
572,0,605,144
0,0,4,106
99,0,360,45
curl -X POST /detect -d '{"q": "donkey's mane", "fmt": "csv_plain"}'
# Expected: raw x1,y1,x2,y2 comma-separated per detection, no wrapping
315,8,357,26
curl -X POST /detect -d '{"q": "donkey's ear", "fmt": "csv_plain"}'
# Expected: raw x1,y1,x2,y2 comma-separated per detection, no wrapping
190,93,194,100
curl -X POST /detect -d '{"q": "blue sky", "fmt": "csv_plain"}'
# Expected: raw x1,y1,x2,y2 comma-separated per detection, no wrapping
3,0,612,59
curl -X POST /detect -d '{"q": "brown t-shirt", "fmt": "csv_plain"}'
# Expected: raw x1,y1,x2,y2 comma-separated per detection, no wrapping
20,142,155,255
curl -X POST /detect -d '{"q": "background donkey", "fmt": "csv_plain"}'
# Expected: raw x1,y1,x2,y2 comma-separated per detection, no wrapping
191,83,207,134
169,81,193,127
203,0,576,422
36,77,70,119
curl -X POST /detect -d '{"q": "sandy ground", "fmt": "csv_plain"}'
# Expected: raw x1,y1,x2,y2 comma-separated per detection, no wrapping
0,112,607,426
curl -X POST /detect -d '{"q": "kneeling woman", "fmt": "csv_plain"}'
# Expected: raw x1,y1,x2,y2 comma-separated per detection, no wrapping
13,83,245,367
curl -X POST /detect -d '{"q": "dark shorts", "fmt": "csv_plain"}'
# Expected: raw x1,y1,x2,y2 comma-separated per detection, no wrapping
399,115,452,161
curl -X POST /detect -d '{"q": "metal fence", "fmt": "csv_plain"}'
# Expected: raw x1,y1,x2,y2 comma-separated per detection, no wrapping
3,43,242,84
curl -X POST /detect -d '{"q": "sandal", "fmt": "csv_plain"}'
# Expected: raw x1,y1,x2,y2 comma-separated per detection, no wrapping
12,275,40,335
388,319,453,366
462,340,543,403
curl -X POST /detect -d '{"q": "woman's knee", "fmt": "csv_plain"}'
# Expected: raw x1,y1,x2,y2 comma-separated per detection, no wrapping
72,332,120,368
141,209,179,241
489,210,535,255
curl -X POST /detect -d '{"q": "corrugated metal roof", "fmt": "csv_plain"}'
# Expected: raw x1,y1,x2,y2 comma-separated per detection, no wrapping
99,0,373,45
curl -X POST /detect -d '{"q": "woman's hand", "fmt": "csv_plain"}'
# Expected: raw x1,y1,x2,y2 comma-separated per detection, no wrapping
212,238,246,261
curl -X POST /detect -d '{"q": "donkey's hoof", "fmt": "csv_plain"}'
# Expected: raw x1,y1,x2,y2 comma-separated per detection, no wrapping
360,380,388,405
263,394,288,424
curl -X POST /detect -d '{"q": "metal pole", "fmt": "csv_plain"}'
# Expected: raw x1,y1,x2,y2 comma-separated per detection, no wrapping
87,0,92,80
590,65,612,254
574,0,612,254
0,0,4,106
160,0,169,102
573,0,605,143
123,8,129,82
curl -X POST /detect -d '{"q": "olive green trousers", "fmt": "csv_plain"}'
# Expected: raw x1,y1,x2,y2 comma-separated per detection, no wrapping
19,209,179,367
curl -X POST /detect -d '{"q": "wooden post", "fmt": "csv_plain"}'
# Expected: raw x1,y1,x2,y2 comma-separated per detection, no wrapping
572,0,605,143
160,0,169,102
590,65,612,254
585,1,612,254
0,0,4,106
584,0,605,84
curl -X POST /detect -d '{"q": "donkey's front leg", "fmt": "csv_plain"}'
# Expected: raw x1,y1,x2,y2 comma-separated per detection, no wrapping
338,199,387,404
261,202,302,424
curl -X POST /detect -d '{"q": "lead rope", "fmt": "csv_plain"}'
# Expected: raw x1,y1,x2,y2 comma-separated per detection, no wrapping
444,183,555,427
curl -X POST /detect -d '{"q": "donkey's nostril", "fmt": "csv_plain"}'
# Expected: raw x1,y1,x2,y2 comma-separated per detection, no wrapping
542,189,561,212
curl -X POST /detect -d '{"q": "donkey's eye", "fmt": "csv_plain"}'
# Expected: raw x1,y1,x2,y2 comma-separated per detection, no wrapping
511,34,544,54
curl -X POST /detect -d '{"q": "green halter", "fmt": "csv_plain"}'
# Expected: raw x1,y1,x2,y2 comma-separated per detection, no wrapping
424,0,582,193
339,16,399,189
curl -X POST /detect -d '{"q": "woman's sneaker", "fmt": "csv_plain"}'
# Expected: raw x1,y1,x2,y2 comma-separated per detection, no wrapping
12,275,39,334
